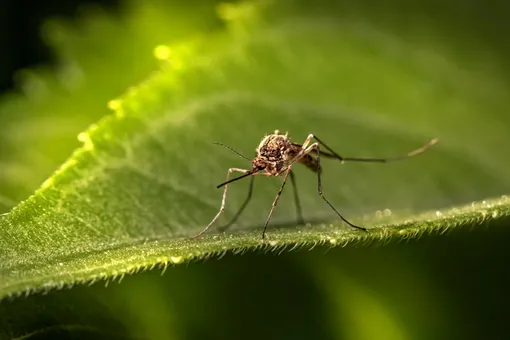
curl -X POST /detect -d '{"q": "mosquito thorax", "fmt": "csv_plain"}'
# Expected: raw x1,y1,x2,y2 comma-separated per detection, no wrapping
256,132,291,162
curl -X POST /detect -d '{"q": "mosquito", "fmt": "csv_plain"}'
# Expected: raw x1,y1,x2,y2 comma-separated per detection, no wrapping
193,130,438,240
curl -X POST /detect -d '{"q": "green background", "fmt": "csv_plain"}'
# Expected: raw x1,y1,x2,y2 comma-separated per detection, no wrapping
1,0,510,339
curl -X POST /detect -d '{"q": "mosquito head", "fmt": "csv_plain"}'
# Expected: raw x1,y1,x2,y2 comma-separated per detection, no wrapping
251,157,268,172
251,130,303,176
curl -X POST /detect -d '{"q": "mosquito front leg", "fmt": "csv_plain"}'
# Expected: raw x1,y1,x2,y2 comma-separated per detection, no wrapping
301,142,368,232
193,167,250,238
261,169,292,240
219,175,255,232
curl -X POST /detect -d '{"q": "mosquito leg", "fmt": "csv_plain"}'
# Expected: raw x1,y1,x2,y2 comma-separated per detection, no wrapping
289,171,305,225
312,135,345,160
313,134,438,163
306,142,368,232
261,169,292,240
300,133,314,150
218,175,255,232
192,167,250,238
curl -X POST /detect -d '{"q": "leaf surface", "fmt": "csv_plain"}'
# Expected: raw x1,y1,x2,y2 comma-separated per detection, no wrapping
1,0,510,300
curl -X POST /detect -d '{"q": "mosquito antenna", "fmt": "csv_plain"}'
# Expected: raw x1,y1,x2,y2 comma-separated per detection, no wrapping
213,142,251,161
217,170,258,188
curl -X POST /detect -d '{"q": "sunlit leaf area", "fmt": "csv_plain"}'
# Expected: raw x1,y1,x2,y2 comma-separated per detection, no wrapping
1,0,509,339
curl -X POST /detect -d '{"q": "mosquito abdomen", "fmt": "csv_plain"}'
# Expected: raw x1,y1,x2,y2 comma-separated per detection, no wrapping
299,154,321,173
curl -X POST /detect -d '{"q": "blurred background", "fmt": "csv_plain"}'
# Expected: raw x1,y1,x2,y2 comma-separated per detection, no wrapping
1,0,510,339
0,0,118,93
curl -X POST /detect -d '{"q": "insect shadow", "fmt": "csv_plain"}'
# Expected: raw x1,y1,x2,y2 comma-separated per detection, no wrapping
193,130,438,241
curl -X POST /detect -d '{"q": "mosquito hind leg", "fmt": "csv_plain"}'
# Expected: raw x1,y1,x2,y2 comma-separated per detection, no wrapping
312,134,438,163
303,142,368,232
192,167,250,238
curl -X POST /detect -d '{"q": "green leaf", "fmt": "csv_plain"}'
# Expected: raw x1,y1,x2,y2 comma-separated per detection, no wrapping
1,0,510,302
0,0,224,213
